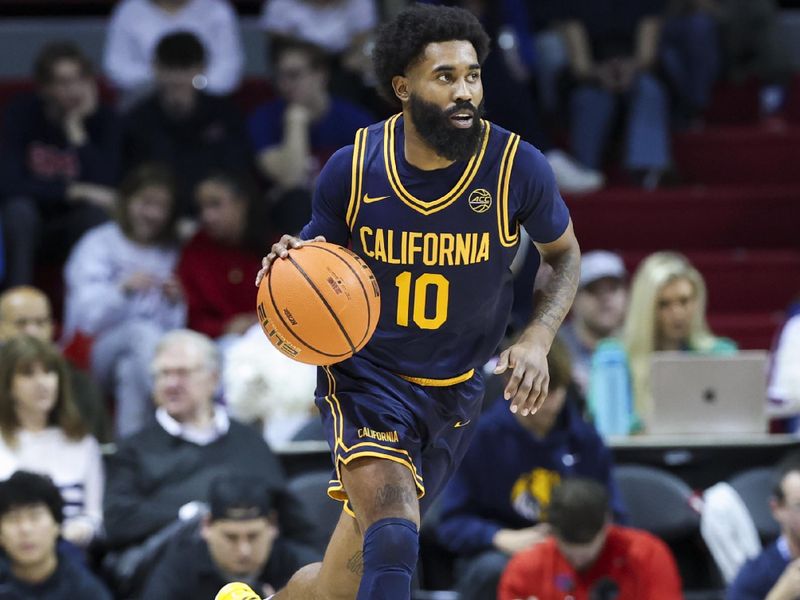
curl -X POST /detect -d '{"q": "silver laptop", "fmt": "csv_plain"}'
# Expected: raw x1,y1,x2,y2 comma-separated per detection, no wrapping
647,351,768,435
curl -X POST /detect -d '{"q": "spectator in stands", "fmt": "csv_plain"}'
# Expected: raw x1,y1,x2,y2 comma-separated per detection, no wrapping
259,0,379,110
498,477,683,600
223,324,317,447
422,0,605,195
177,173,269,342
589,251,737,436
63,164,185,438
0,471,112,599
122,32,253,216
558,251,628,396
769,296,800,432
0,41,120,288
249,39,373,233
561,2,671,189
104,0,244,104
661,1,722,123
727,451,800,600
0,336,103,548
0,286,109,442
103,330,297,556
719,0,793,115
141,472,320,599
436,340,627,600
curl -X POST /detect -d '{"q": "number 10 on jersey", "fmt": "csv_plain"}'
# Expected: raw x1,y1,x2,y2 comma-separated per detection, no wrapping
395,272,449,330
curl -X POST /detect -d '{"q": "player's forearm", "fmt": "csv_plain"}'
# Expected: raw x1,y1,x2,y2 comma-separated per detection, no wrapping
525,242,580,347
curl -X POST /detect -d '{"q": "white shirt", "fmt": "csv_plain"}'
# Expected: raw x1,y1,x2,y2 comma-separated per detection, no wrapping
0,428,104,535
155,405,230,446
63,222,185,341
769,315,800,406
103,0,244,95
259,0,378,53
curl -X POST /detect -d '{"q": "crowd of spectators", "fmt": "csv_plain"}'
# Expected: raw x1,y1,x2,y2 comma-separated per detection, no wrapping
0,0,797,598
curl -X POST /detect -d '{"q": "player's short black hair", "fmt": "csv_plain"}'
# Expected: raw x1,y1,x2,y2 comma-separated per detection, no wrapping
0,471,64,525
372,3,490,106
547,478,609,544
773,450,800,503
155,31,206,69
34,41,93,85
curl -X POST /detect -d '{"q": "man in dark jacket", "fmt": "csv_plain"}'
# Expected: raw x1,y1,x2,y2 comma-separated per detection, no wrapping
436,340,627,600
0,41,120,287
0,471,112,599
103,329,313,594
142,473,320,599
123,31,254,217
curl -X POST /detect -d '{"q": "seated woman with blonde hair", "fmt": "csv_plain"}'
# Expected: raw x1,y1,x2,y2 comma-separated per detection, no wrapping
589,251,736,436
0,336,103,548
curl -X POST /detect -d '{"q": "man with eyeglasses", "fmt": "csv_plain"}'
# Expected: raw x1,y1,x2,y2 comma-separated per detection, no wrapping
728,451,800,600
102,329,310,596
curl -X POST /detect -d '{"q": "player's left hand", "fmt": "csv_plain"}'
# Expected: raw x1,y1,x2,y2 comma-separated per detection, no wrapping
494,337,549,416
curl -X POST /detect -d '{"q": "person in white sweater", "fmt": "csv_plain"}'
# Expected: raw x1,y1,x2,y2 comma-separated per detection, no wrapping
0,336,103,548
64,163,186,438
103,0,244,104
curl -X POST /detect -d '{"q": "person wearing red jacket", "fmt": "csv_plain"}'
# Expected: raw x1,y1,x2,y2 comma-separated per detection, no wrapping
498,478,683,600
177,171,272,342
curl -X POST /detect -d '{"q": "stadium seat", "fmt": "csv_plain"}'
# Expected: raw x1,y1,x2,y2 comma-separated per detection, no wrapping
285,470,341,554
613,464,701,540
727,467,781,543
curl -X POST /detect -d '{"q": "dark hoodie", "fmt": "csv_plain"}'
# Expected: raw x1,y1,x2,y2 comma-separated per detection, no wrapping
436,394,627,556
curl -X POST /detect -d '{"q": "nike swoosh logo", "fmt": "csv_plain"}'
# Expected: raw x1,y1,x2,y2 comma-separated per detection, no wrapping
454,419,471,428
363,194,390,204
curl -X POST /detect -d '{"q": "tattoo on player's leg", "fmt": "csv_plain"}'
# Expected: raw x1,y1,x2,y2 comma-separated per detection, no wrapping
347,551,364,575
374,484,413,509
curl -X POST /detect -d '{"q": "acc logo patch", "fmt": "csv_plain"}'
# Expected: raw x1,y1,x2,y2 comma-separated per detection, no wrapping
468,188,492,213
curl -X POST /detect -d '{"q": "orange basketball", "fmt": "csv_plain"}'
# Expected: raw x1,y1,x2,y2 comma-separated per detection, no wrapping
256,241,381,366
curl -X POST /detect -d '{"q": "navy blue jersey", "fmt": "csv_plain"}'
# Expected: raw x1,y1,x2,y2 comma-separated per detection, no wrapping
302,115,569,382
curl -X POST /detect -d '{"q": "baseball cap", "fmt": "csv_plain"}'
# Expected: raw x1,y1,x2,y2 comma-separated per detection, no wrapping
208,474,275,521
580,251,626,288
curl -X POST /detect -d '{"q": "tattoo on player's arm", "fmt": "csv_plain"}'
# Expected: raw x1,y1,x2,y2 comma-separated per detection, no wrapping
532,245,580,338
347,551,364,575
374,484,414,510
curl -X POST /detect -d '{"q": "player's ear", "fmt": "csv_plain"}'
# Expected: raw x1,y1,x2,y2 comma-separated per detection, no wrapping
392,75,410,102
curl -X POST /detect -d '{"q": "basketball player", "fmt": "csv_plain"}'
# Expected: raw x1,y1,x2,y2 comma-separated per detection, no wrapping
220,5,580,600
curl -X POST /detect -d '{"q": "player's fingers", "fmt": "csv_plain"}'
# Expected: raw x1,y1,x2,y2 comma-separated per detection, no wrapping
255,268,267,287
494,349,510,374
529,373,550,414
313,235,326,242
513,371,536,416
505,361,526,407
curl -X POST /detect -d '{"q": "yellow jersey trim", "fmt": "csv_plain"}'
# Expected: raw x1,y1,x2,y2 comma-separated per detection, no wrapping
382,114,490,216
321,367,426,496
345,127,368,230
496,133,521,248
396,368,475,387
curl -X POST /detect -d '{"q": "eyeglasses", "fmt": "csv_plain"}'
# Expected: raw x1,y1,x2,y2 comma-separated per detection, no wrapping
152,365,206,380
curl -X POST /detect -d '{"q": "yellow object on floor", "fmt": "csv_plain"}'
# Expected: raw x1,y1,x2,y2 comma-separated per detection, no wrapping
214,582,261,600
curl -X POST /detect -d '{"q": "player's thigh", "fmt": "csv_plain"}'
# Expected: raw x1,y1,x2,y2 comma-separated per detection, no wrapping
341,456,421,531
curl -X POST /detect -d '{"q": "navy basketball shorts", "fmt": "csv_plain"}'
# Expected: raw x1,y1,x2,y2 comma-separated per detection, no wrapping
315,354,485,517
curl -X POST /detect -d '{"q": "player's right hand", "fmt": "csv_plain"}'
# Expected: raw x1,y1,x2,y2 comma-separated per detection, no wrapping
255,234,326,286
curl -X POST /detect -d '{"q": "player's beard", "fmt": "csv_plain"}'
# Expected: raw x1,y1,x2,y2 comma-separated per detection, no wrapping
408,94,485,162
